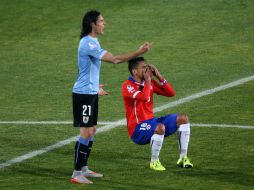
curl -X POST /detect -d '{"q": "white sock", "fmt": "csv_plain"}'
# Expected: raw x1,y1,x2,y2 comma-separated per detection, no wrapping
178,123,190,159
72,170,81,178
150,134,164,163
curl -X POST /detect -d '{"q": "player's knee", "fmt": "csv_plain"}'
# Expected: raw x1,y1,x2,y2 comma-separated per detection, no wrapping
80,126,96,138
80,129,89,139
155,123,165,135
177,114,189,126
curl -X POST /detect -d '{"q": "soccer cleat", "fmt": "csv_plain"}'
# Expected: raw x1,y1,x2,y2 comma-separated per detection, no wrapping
177,158,184,167
177,156,193,168
71,175,93,184
82,169,103,178
182,156,193,168
150,160,166,171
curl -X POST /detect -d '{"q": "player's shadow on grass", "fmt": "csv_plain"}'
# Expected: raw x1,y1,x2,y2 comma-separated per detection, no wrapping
176,167,253,187
15,166,70,180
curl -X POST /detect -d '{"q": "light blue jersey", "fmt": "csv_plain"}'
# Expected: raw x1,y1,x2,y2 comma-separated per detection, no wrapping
72,35,107,94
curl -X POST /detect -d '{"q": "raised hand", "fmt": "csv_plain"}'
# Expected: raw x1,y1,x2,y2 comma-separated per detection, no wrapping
138,42,152,54
143,66,152,85
148,64,163,80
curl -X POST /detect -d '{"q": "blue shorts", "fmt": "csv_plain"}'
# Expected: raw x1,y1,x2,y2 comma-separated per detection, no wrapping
131,114,178,145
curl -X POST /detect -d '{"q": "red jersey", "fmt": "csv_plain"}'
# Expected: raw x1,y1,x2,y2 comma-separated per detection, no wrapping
122,76,175,137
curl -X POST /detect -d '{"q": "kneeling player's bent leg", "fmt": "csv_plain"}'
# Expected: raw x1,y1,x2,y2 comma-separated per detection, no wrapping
177,114,190,159
131,119,166,171
157,114,178,137
154,123,165,135
157,114,193,168
131,119,158,145
150,123,166,171
176,114,193,168
151,123,165,163
176,114,189,126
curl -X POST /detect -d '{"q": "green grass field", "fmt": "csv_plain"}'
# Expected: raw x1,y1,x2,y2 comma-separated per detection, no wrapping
0,0,254,189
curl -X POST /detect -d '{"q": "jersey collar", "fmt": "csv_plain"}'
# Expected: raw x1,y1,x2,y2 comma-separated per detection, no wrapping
128,76,144,86
87,35,98,42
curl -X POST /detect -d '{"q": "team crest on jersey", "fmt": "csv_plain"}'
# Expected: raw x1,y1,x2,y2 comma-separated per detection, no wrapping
88,42,97,50
83,116,89,124
140,123,151,130
127,85,135,93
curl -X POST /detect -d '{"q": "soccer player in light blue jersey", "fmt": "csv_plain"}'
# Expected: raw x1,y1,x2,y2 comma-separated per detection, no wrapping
71,10,152,184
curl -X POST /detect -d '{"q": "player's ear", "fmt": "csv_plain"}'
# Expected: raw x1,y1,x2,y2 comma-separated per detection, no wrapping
132,69,137,75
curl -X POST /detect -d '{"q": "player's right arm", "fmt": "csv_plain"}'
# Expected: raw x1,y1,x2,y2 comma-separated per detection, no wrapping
101,42,152,64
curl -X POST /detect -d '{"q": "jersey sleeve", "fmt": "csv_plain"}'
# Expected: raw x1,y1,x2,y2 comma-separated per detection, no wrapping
122,82,151,101
83,41,107,59
152,79,175,97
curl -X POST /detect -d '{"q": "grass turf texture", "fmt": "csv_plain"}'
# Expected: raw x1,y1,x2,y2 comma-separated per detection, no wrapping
0,0,254,189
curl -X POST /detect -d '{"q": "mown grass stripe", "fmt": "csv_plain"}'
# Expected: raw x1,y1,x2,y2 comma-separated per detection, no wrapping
1,74,253,169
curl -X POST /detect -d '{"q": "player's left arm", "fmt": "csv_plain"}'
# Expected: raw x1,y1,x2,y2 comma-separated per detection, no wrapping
149,64,175,97
152,80,175,97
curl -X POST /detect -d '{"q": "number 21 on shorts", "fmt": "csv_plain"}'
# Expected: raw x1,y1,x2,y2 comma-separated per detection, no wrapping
82,105,91,124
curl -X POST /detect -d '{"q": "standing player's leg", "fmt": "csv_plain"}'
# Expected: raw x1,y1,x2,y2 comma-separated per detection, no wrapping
72,127,94,184
71,93,102,184
81,127,103,178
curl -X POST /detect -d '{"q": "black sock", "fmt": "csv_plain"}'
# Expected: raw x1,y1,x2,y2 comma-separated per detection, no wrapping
86,141,93,163
74,141,90,170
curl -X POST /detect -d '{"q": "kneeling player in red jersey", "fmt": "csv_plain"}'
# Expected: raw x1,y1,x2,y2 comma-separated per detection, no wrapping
122,57,193,171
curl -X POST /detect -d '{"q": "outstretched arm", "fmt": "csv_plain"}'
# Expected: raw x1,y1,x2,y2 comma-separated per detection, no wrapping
101,42,152,64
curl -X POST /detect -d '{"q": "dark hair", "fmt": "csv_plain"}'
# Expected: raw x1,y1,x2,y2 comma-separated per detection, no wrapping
128,57,145,75
80,10,101,39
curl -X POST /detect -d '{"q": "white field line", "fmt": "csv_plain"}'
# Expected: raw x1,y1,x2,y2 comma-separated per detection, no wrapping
154,74,254,112
1,74,254,126
192,123,254,129
0,122,121,169
0,74,254,169
0,123,253,169
0,121,116,125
